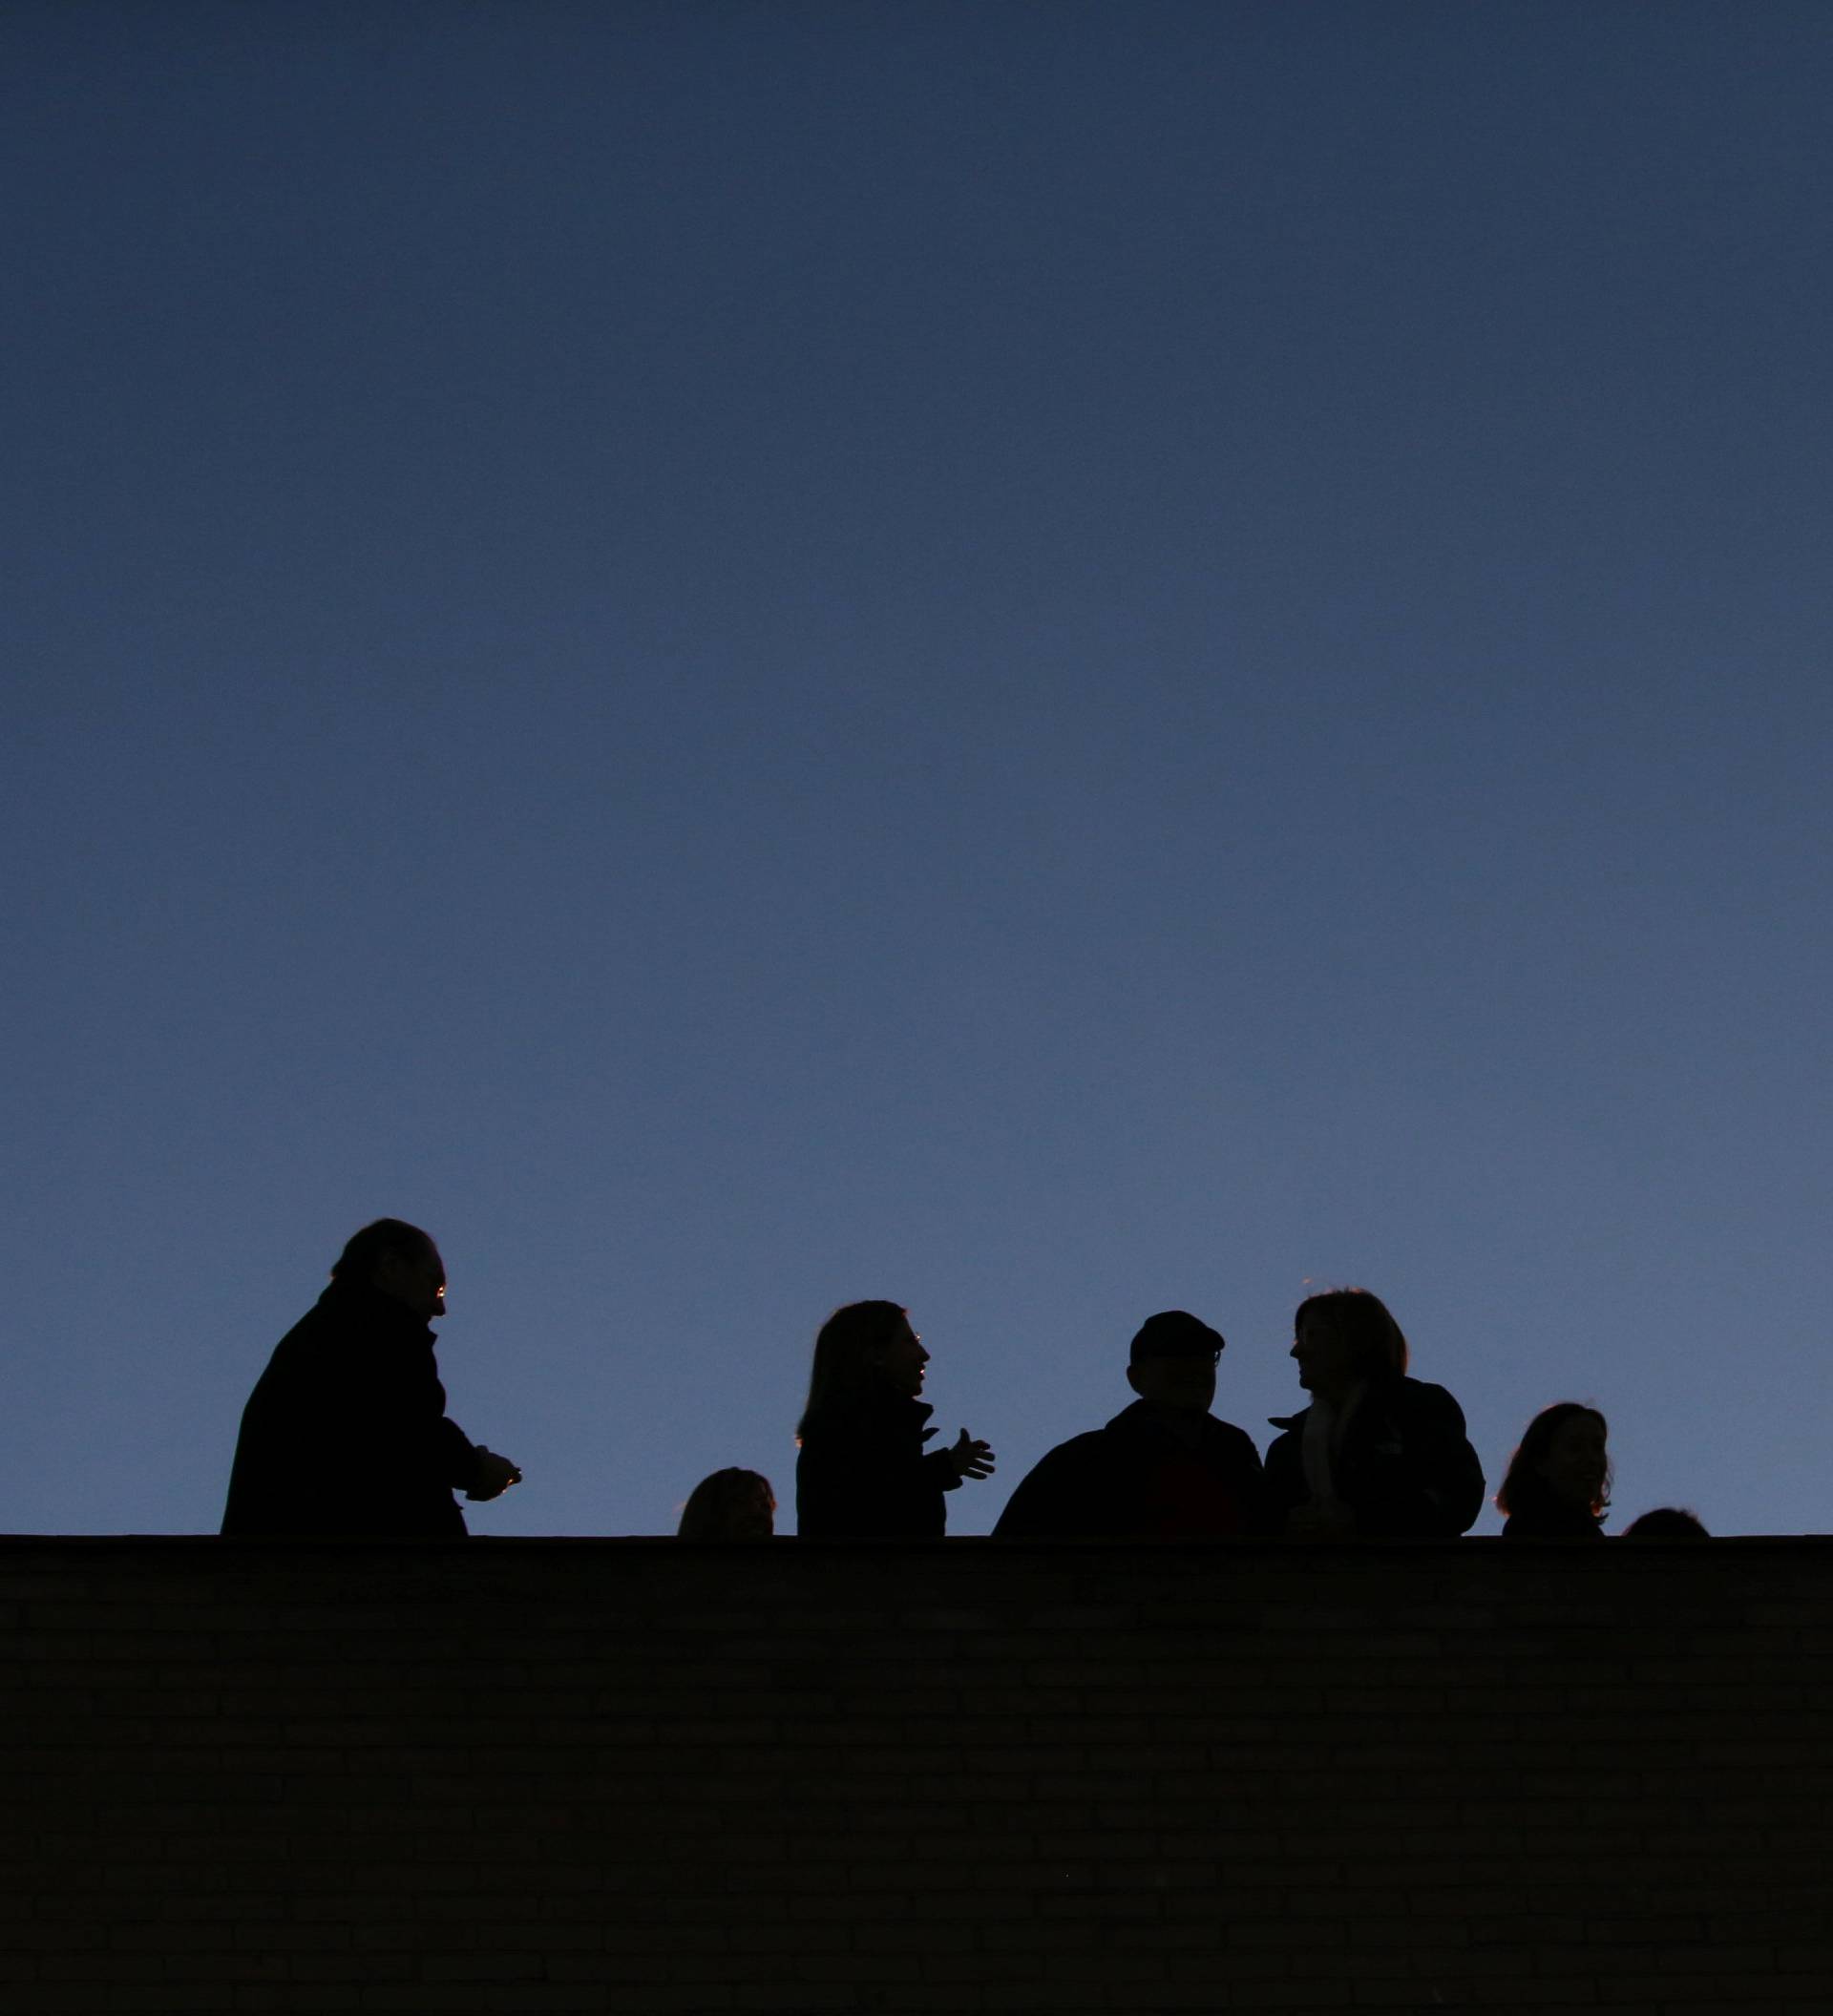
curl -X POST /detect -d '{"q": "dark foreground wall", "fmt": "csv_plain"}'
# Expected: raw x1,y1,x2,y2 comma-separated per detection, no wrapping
2,1537,1829,2014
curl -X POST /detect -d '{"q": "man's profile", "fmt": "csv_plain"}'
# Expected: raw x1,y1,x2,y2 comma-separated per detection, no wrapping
221,1218,520,1537
993,1311,1262,1539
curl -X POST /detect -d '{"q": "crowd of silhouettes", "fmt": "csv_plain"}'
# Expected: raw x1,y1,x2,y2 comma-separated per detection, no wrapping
222,1218,1710,1543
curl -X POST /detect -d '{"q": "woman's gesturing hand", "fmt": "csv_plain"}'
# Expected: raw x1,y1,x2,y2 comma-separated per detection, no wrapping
948,1430,997,1483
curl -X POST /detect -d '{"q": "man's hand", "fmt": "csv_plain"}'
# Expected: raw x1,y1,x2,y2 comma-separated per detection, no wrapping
948,1430,997,1483
466,1447,523,1502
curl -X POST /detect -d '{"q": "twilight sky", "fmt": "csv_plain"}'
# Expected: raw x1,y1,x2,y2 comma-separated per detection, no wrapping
5,2,1829,1538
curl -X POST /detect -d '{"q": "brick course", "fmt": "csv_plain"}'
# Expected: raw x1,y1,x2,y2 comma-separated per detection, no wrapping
0,1537,1826,2013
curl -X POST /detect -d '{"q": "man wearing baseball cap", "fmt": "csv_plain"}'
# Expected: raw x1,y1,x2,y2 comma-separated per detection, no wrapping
992,1311,1262,1538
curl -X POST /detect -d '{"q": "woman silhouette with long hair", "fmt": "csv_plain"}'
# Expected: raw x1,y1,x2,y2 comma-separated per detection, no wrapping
794,1300,995,1538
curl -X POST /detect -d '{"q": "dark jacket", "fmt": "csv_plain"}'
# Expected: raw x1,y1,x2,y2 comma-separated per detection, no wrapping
1261,1376,1485,1538
795,1387,959,1539
1501,1501,1606,1540
993,1400,1263,1539
221,1280,486,1537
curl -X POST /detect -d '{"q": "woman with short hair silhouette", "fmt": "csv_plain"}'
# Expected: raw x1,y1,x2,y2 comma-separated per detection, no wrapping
794,1301,995,1538
1261,1288,1485,1538
1496,1403,1611,1539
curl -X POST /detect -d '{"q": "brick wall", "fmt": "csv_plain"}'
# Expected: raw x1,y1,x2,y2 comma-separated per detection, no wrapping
1,1536,1827,2013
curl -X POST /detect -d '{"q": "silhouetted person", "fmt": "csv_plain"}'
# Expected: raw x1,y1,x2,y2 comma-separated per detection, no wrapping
678,1467,776,1540
1622,1506,1710,1539
794,1300,995,1538
993,1312,1262,1538
221,1219,521,1537
1496,1402,1610,1539
1261,1288,1484,1538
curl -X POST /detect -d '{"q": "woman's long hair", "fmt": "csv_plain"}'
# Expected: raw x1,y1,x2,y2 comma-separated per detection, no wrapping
1496,1402,1612,1521
796,1299,908,1440
1293,1288,1409,1378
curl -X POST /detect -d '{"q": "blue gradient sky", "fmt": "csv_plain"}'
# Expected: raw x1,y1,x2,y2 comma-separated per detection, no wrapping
6,2,1829,1537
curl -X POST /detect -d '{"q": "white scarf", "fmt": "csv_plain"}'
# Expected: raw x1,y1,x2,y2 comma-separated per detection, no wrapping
1300,1381,1367,1506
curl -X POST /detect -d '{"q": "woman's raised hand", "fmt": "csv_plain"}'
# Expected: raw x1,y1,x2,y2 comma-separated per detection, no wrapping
948,1430,997,1483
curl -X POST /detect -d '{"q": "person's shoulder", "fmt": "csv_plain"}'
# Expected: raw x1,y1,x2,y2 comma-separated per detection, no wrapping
1259,1414,1302,1477
261,1287,348,1361
1202,1415,1264,1460
282,1279,391,1337
802,1389,930,1445
1394,1376,1469,1427
1024,1426,1114,1474
999,1426,1118,1512
795,1400,852,1447
287,1283,343,1324
994,1423,1127,1536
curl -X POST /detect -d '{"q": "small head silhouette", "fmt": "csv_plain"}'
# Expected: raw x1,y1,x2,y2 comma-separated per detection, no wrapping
678,1468,776,1541
1621,1505,1708,1540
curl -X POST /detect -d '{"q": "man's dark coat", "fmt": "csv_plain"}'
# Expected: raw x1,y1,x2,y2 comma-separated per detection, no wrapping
1260,1375,1485,1538
221,1279,486,1536
993,1400,1264,1539
795,1388,959,1539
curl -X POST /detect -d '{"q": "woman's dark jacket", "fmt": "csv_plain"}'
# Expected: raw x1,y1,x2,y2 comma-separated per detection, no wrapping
993,1400,1263,1539
1260,1375,1485,1538
1501,1500,1606,1540
221,1279,487,1537
795,1387,959,1538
